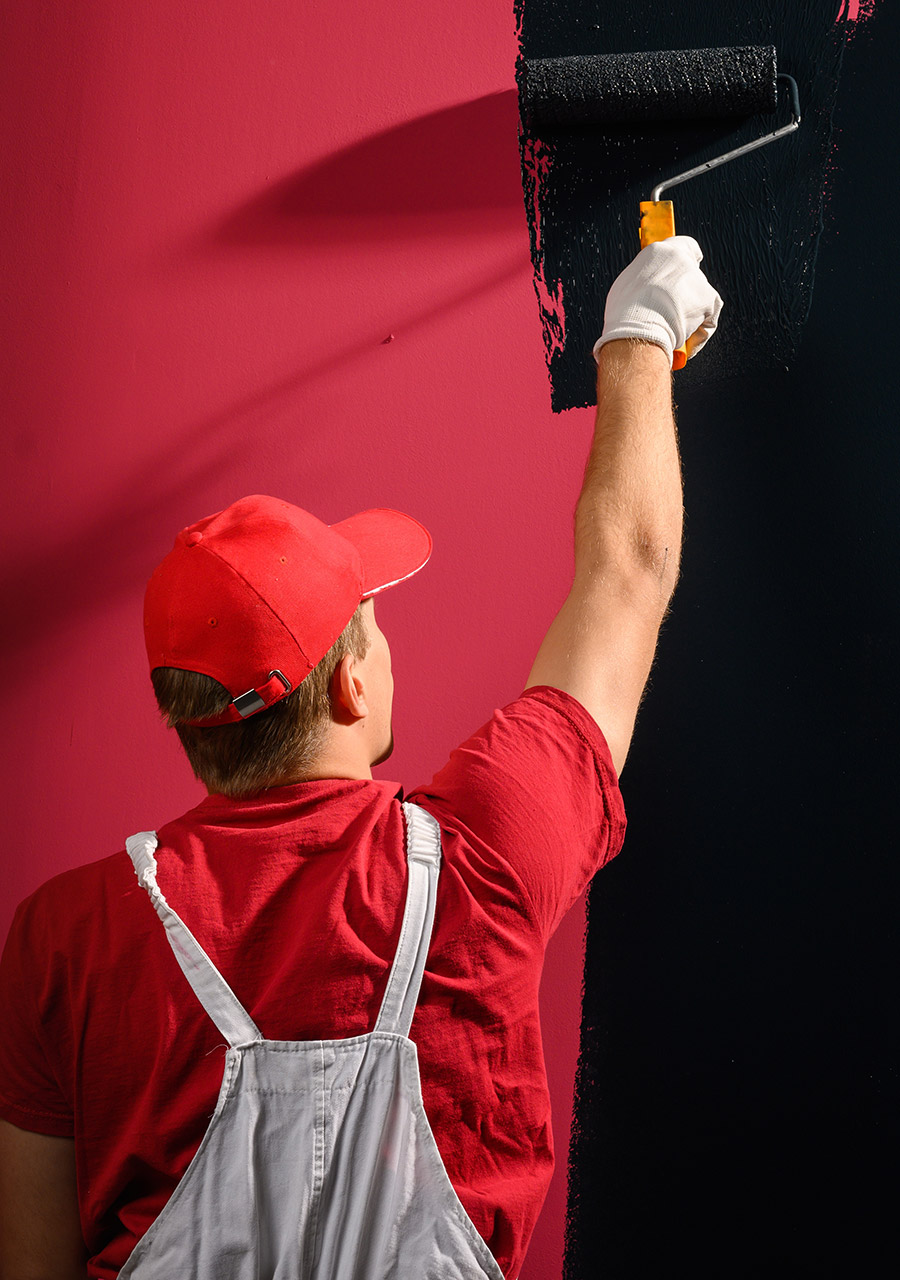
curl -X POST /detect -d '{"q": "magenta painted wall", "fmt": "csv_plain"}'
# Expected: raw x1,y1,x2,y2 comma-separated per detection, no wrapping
1,4,600,1275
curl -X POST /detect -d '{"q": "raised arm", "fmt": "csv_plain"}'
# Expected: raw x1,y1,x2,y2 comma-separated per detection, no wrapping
526,237,722,775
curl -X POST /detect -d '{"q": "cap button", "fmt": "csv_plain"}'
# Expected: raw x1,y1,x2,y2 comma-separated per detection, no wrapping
186,531,203,546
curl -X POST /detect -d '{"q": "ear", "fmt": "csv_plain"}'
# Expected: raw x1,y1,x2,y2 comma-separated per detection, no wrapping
332,653,370,721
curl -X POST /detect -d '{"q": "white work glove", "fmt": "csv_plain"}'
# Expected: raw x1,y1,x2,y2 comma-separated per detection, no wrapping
592,236,723,367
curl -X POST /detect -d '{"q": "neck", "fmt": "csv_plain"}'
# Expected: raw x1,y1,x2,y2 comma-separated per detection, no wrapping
276,720,377,785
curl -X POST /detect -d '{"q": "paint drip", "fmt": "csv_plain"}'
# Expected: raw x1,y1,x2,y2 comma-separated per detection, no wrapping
516,1,864,410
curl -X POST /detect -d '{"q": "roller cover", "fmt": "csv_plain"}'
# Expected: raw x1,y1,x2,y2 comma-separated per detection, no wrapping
519,46,778,127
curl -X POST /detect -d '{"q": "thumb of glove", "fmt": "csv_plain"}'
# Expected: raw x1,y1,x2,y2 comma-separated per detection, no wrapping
594,236,724,367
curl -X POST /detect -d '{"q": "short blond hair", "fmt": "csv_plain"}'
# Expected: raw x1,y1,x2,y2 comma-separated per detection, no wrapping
150,604,370,798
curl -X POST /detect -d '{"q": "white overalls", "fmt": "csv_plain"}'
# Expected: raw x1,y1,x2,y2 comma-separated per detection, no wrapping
120,801,507,1280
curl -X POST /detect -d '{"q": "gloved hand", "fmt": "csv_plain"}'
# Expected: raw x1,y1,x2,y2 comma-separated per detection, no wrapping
592,236,723,367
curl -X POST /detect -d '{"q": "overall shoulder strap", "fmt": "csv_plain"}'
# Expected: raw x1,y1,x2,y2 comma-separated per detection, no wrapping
125,832,262,1048
373,802,442,1039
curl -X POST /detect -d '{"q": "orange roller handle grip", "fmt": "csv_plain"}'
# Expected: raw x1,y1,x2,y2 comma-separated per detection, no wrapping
639,200,687,371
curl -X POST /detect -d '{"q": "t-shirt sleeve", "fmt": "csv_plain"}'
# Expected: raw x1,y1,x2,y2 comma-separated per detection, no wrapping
0,893,74,1137
406,685,627,941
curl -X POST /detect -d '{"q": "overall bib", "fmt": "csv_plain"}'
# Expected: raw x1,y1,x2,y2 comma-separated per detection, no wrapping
120,801,507,1280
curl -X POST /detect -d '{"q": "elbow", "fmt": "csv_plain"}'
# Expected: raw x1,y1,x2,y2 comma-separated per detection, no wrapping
574,509,683,615
629,527,682,604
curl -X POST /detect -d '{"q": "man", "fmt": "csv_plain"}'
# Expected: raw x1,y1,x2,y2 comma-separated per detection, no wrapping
0,239,721,1279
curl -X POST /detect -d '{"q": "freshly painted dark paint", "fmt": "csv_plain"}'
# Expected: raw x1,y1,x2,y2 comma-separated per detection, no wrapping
517,2,851,410
519,46,778,128
516,4,897,1275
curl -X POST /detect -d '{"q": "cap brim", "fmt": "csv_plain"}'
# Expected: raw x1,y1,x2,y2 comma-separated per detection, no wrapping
330,508,433,597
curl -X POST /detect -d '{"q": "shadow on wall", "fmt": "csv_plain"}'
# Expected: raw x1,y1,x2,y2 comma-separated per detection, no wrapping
6,94,530,661
212,91,524,245
5,256,530,664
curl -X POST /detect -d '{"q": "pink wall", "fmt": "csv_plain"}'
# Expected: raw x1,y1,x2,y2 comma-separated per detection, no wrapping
2,5,600,1275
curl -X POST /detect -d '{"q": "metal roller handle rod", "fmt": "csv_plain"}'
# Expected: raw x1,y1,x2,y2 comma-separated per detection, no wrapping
651,75,801,202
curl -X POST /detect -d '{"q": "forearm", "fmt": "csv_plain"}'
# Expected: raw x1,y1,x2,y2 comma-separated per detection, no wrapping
575,338,683,613
526,241,717,772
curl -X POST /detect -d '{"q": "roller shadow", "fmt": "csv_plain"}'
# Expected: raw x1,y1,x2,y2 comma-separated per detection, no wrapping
6,93,533,658
211,90,524,246
5,250,530,665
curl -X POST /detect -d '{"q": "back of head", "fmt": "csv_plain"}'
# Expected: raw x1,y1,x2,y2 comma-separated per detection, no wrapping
144,494,431,797
151,606,370,797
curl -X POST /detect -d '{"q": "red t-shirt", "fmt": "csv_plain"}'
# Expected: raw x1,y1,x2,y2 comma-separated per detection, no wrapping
0,687,625,1280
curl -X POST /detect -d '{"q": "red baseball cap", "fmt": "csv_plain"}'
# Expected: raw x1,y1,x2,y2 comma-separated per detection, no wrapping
144,495,432,727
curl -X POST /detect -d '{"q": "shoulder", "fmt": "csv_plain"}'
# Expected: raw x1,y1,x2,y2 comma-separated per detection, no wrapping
410,685,623,811
407,686,627,940
0,850,142,1138
7,848,146,963
481,684,623,774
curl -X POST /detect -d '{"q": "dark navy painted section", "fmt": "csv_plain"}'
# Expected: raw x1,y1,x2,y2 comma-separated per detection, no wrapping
517,2,850,410
514,4,898,1275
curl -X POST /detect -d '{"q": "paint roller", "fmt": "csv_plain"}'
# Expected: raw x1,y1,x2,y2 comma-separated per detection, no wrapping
519,46,802,368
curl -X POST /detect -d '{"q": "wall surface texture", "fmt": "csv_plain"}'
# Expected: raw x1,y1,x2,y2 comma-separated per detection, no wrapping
1,4,586,1277
2,2,894,1278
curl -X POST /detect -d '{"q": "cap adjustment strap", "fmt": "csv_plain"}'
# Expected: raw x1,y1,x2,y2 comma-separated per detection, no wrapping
186,669,292,728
